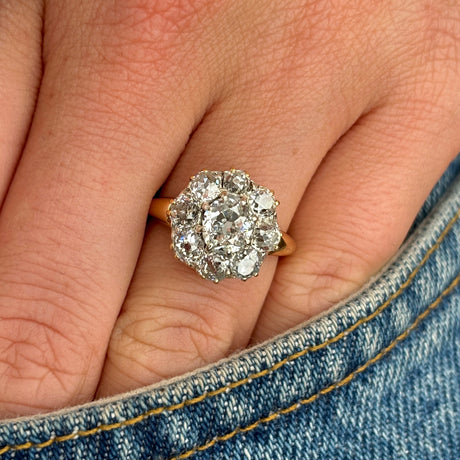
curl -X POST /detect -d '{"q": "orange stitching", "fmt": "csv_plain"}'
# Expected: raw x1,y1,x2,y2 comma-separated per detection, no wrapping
171,274,460,460
0,209,458,456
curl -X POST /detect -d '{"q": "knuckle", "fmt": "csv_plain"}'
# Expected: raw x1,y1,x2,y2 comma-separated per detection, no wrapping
42,2,213,165
104,0,209,33
0,318,72,381
45,0,220,101
110,295,237,381
0,243,104,412
85,0,216,71
405,2,460,78
272,245,367,318
0,314,94,414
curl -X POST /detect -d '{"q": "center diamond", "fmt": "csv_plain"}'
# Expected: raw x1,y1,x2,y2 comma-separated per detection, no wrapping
202,192,254,252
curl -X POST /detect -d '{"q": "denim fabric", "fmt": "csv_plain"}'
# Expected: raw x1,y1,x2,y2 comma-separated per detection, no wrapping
0,157,459,459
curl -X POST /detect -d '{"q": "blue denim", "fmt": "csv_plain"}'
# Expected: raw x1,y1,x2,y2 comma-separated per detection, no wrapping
0,156,459,459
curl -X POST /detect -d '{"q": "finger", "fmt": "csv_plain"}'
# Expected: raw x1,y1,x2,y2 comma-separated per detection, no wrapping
0,1,219,417
0,0,43,207
96,5,387,397
253,98,460,342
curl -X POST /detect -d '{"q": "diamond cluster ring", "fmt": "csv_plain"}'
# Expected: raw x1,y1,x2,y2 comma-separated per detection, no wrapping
149,170,295,283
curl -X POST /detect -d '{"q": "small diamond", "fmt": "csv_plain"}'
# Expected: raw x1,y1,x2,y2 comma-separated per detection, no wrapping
250,188,276,215
223,170,250,193
172,230,204,263
198,254,230,283
233,249,264,280
189,171,222,202
253,222,282,252
169,191,199,229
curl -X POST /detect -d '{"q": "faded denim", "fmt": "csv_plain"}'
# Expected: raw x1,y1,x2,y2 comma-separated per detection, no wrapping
0,156,459,459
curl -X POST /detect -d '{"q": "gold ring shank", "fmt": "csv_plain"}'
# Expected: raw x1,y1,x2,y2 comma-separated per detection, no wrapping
148,198,295,256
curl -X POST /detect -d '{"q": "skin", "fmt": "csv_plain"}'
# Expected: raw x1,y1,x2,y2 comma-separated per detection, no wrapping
0,0,459,418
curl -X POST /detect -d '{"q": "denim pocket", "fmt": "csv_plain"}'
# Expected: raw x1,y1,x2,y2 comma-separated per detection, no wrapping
1,157,459,460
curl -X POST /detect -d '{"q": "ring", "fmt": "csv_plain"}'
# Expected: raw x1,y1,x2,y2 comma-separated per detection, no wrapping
149,169,295,283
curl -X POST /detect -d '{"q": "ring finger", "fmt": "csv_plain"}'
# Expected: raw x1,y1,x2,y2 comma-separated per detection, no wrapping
97,51,377,397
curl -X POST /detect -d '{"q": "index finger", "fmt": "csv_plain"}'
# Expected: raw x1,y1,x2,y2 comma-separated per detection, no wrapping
0,0,216,417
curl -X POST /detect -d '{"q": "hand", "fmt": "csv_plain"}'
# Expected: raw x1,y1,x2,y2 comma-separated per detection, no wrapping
0,0,459,417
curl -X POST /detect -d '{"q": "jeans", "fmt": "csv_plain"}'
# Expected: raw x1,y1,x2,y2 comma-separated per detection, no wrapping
0,156,459,459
